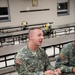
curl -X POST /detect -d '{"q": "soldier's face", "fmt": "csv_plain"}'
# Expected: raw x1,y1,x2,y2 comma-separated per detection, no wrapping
32,29,44,46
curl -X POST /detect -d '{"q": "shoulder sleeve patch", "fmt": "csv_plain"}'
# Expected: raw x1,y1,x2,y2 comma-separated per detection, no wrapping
60,53,65,60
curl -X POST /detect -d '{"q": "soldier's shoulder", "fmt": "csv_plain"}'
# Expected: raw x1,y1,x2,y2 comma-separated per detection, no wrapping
39,47,45,52
65,42,74,51
62,42,72,49
61,42,73,54
16,45,28,55
38,47,46,56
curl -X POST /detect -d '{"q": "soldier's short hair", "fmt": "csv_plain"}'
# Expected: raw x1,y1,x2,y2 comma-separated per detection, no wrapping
28,27,42,38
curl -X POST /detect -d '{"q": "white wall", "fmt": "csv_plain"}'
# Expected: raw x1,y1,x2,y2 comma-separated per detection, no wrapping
0,0,75,27
74,0,75,21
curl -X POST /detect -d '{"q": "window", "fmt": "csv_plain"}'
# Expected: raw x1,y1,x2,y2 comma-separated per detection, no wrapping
57,0,69,16
0,0,10,22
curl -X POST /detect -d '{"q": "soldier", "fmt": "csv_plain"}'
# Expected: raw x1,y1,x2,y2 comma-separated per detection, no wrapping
55,41,75,75
14,27,61,75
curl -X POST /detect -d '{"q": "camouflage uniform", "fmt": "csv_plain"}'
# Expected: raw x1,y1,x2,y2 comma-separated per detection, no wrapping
14,45,54,75
55,42,75,75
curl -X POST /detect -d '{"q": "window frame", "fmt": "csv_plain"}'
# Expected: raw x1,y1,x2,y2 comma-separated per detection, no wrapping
57,0,70,16
0,0,11,22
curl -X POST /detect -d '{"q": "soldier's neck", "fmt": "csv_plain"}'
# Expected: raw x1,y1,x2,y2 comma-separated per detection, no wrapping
28,42,38,52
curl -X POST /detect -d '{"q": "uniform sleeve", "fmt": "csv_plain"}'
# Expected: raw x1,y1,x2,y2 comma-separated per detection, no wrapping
14,52,34,75
55,45,73,73
43,50,54,71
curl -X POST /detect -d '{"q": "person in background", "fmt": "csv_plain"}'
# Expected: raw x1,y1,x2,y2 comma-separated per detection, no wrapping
21,21,28,30
14,27,61,75
55,41,75,75
45,23,53,38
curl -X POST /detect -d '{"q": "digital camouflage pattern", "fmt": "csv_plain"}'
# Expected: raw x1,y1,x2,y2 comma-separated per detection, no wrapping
14,45,54,75
55,42,75,75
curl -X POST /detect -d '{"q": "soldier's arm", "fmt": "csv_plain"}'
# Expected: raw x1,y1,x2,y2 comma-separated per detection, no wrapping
55,45,73,73
56,57,73,72
43,50,54,71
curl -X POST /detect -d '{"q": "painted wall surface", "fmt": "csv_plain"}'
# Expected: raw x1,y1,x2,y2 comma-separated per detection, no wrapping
0,0,75,27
